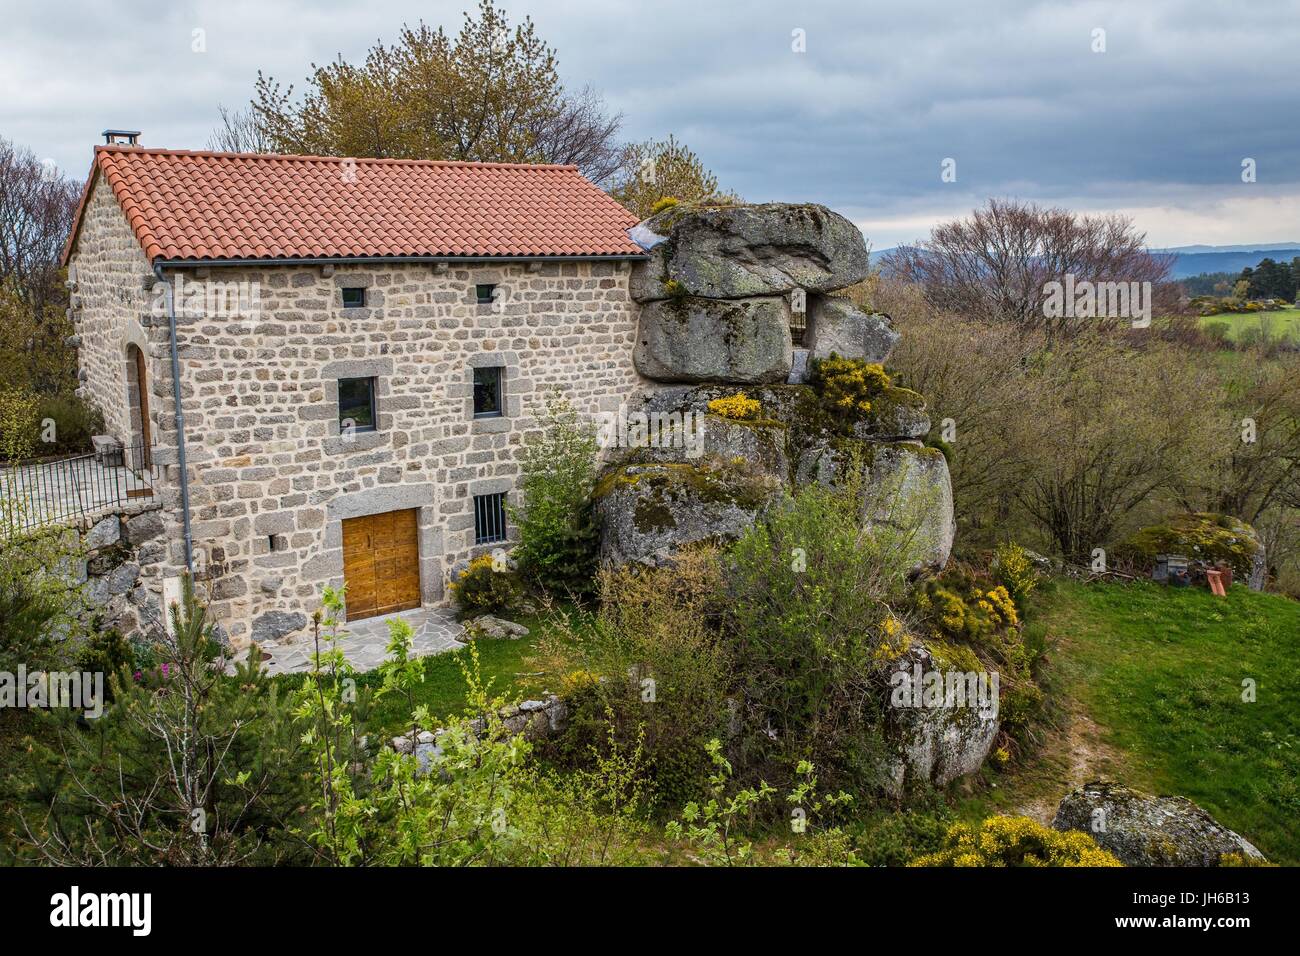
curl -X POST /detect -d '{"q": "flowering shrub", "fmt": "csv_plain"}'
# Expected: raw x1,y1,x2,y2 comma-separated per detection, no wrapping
706,393,761,421
992,541,1040,611
910,815,1122,867
809,354,891,426
915,571,1018,644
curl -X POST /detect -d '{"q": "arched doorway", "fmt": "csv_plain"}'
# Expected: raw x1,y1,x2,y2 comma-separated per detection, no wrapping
125,344,151,469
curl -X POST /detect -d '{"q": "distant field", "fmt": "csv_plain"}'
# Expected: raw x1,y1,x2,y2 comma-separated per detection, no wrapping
1198,307,1300,343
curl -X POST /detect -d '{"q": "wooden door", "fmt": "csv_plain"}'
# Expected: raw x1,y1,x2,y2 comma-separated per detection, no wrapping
341,509,421,620
133,346,152,468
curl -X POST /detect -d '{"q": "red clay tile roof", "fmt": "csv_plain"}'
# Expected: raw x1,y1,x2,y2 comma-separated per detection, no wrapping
63,146,643,265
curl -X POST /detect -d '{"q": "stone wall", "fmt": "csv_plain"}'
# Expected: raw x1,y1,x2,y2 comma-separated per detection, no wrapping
69,186,648,646
68,175,159,449
75,504,170,639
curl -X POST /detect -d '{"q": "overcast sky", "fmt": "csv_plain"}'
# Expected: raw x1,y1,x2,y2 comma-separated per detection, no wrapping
3,0,1298,248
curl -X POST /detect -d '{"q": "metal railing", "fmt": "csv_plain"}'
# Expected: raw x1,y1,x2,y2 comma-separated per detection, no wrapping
0,439,160,534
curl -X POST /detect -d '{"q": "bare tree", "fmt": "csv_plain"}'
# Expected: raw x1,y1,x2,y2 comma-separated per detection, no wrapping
884,199,1178,338
530,85,625,186
206,105,272,154
0,135,79,313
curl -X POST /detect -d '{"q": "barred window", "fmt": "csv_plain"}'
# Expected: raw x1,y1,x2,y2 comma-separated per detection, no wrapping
473,492,507,545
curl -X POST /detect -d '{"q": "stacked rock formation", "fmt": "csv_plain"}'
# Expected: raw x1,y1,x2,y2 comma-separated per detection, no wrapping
595,202,955,573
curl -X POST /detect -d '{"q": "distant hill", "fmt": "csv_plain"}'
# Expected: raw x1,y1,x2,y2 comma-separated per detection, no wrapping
871,244,1300,280
1161,248,1300,279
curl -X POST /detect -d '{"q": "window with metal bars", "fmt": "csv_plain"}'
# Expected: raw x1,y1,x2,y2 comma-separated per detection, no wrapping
473,492,508,545
789,310,808,348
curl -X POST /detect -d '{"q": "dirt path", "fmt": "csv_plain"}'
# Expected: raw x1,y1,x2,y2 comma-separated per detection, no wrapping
1015,705,1127,825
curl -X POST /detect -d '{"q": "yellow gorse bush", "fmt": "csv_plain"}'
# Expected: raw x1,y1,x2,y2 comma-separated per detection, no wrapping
992,541,1040,609
811,355,892,418
707,393,761,421
910,815,1122,867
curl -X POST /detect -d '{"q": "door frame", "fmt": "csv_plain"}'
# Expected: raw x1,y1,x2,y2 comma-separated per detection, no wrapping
127,343,151,469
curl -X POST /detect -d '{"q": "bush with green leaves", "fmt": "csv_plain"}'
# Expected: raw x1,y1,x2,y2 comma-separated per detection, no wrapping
664,740,855,866
724,470,913,788
808,353,892,431
35,393,104,455
448,553,526,620
510,390,600,598
297,599,652,866
991,541,1041,611
15,575,315,865
0,521,86,673
536,547,733,813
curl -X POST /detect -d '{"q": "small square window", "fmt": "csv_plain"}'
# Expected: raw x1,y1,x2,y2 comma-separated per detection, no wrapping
341,287,366,308
338,377,377,433
475,283,497,305
473,492,508,545
473,366,503,418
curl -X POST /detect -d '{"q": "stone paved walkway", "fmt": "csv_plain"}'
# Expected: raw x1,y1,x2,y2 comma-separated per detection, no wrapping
228,606,465,676
2,452,156,530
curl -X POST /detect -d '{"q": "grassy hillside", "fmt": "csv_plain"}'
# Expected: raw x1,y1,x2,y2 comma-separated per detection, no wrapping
1010,579,1300,863
1199,306,1300,343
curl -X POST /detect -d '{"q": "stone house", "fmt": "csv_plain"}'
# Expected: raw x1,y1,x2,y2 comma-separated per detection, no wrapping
61,138,649,646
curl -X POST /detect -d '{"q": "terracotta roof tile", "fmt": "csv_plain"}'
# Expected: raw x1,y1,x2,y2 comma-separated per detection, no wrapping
63,146,643,265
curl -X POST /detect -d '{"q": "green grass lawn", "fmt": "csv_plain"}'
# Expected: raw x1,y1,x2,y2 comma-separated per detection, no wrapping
1199,307,1300,343
272,614,551,739
1010,578,1300,863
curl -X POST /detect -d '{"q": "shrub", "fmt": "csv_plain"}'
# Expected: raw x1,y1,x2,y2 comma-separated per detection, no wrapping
75,627,134,696
914,573,1017,646
846,808,954,866
809,354,891,428
910,815,1122,867
992,541,1040,611
707,393,761,421
0,386,41,462
536,549,732,812
649,196,680,215
665,741,854,866
725,469,914,788
296,607,652,866
0,523,85,672
35,394,104,455
448,554,525,620
15,575,314,865
510,390,600,598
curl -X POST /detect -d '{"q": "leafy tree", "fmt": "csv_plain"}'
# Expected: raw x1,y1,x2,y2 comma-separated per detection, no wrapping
611,134,738,219
1237,257,1296,300
0,278,77,397
510,390,600,598
249,2,624,183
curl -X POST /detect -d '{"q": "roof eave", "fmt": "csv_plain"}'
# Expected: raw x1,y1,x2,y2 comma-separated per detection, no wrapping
153,253,649,268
